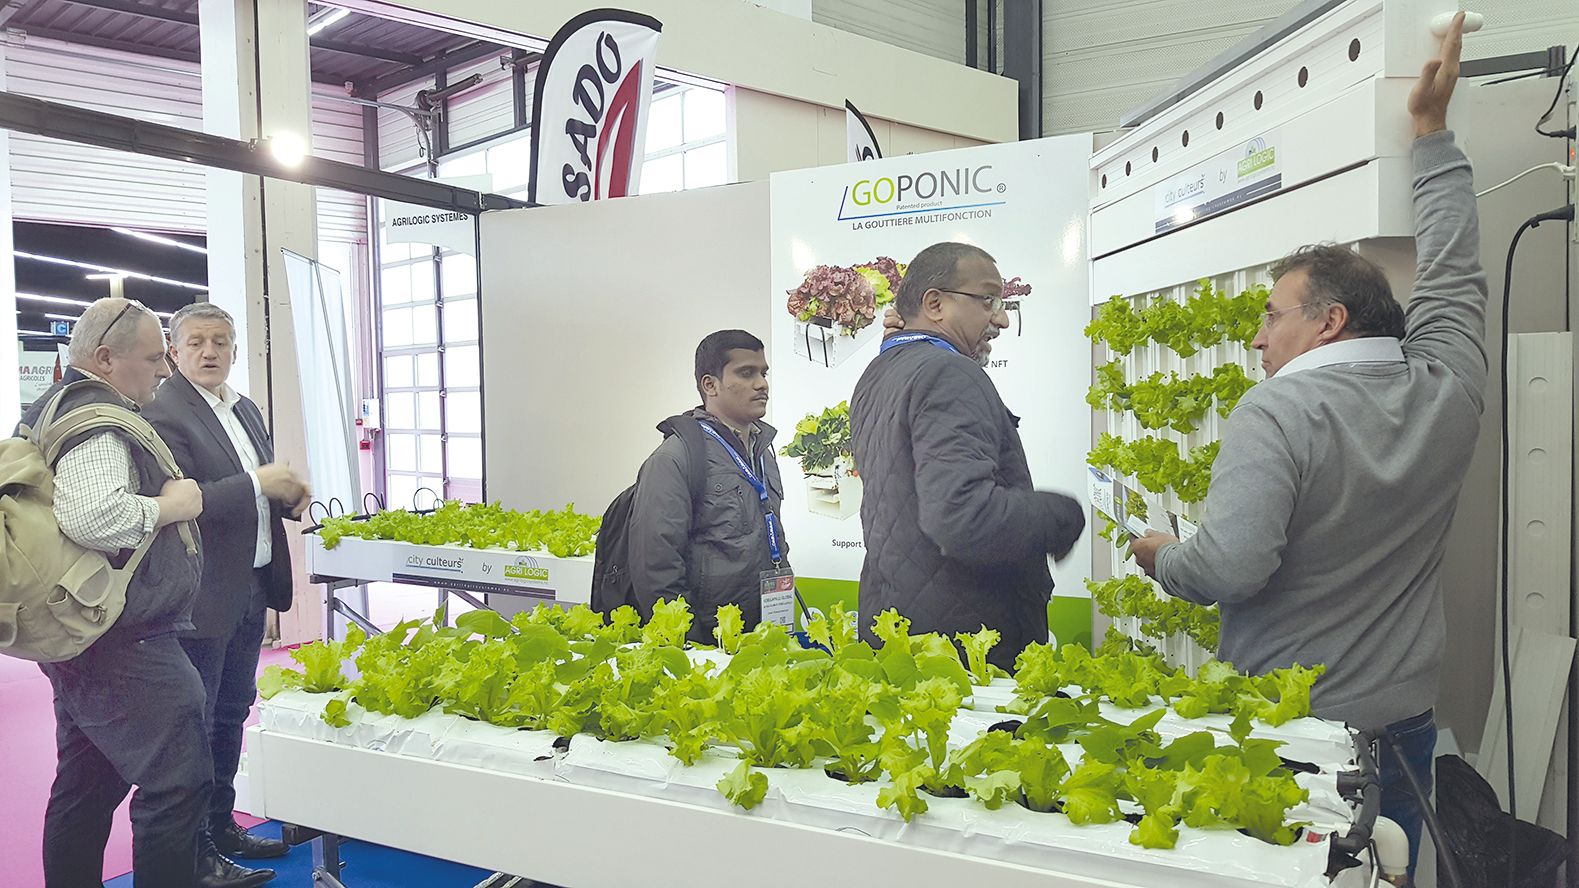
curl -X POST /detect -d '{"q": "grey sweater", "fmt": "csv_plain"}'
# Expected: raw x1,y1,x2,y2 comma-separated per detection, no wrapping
1154,131,1487,731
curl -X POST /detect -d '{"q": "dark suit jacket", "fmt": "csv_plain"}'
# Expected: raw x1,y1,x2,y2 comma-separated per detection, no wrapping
144,370,294,638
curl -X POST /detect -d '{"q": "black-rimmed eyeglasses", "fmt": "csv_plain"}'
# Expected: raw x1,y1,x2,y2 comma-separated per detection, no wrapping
937,288,1005,314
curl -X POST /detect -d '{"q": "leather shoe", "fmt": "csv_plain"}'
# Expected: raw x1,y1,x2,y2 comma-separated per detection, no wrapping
214,821,290,859
195,846,276,888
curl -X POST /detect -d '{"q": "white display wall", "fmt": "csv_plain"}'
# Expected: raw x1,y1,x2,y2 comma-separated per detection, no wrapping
766,136,1097,641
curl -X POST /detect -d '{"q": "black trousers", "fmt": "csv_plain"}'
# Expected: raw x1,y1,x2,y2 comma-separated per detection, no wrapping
39,634,213,888
179,571,268,835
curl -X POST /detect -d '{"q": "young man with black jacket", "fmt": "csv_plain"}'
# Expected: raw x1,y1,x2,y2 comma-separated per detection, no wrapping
626,330,792,644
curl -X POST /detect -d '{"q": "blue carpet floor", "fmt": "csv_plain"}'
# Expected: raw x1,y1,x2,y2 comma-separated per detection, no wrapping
105,821,493,888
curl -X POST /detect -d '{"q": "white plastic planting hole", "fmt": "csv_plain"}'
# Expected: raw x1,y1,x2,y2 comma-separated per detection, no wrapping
1254,90,1264,111
1298,66,1309,88
1348,38,1361,61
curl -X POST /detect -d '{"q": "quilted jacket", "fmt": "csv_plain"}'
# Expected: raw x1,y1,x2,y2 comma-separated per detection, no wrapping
850,333,1085,670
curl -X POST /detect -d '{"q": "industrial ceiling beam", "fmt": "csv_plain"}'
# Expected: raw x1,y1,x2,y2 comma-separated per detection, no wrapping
55,0,426,66
362,39,511,96
0,90,529,212
58,0,195,25
11,24,200,63
11,24,355,86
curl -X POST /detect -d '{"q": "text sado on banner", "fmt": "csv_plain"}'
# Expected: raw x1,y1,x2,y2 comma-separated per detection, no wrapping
527,9,664,206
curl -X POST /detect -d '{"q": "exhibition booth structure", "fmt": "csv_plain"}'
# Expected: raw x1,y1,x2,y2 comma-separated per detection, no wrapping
217,0,1579,885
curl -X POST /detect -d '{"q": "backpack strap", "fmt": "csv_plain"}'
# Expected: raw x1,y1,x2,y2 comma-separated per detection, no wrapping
36,399,200,557
668,416,710,509
22,378,118,446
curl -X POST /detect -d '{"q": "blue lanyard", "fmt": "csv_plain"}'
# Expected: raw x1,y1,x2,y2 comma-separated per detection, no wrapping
879,333,961,355
696,422,783,565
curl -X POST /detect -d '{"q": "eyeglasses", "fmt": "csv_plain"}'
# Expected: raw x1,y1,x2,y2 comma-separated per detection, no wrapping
96,300,146,349
1262,301,1313,329
937,288,1006,314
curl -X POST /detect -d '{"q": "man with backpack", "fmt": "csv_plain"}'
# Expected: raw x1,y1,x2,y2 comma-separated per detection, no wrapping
602,330,792,644
12,298,250,887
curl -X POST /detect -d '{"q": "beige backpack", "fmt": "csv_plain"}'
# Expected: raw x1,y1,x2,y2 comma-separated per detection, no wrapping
0,379,198,662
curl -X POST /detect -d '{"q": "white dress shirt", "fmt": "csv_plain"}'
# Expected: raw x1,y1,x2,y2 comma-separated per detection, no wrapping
195,382,272,569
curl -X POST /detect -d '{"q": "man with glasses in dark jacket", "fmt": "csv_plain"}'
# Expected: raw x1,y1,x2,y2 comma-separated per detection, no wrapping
851,244,1086,670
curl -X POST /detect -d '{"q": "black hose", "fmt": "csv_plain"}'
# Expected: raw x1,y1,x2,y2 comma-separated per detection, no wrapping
1379,732,1464,888
1497,203,1575,887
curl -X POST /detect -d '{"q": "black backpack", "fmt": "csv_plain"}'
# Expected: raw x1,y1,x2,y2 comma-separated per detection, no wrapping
591,416,710,616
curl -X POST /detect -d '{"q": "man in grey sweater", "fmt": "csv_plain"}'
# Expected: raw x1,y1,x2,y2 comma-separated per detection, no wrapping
1131,15,1476,876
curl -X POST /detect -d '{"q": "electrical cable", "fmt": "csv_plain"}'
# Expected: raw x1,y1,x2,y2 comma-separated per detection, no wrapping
1533,44,1577,139
1474,163,1573,199
1379,732,1464,888
1497,202,1577,888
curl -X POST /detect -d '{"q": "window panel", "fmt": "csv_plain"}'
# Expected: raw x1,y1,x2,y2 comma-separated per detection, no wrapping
380,238,414,262
684,88,726,142
410,304,438,346
417,392,442,430
640,154,684,195
443,298,479,343
438,151,487,178
409,263,436,303
487,138,532,192
446,391,482,434
386,474,418,510
382,307,412,348
447,437,482,479
387,433,417,471
416,352,440,387
419,434,444,474
387,392,416,429
441,253,477,298
384,355,413,388
445,345,480,387
645,95,682,153
683,142,728,190
381,265,412,306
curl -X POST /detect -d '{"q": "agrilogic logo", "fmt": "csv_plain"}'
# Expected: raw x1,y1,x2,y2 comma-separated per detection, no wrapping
505,556,551,583
1237,138,1276,179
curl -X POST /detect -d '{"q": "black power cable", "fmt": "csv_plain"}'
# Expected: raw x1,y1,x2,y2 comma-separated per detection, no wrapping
1379,732,1464,888
1533,44,1577,140
1498,202,1576,888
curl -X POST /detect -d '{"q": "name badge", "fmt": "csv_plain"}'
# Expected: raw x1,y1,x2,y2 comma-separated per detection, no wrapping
759,567,796,629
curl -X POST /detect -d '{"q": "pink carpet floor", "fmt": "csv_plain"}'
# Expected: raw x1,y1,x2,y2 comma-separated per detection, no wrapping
0,646,295,887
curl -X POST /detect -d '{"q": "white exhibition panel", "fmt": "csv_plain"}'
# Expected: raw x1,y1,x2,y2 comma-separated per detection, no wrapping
767,136,1097,618
283,250,363,511
479,180,772,513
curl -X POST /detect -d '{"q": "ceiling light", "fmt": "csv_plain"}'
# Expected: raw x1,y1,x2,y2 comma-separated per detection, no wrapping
13,251,207,291
307,7,350,36
266,132,309,168
19,329,57,336
16,292,94,308
111,227,208,255
85,272,128,281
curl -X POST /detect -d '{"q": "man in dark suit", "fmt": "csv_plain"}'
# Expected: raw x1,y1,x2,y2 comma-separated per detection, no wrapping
146,302,312,880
